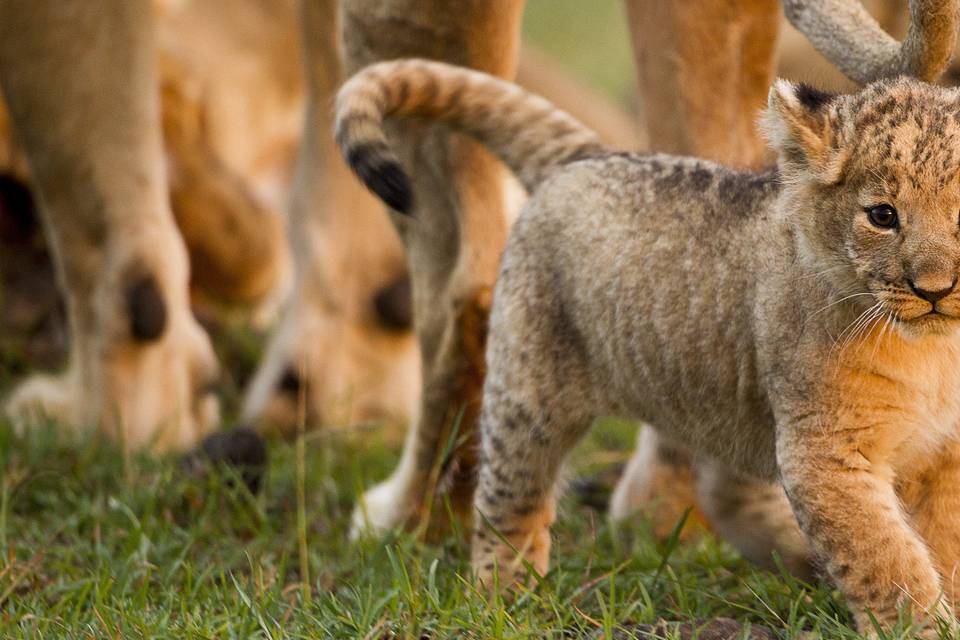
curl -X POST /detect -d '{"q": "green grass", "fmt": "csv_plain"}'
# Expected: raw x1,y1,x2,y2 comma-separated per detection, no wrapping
2,408,943,639
0,8,946,638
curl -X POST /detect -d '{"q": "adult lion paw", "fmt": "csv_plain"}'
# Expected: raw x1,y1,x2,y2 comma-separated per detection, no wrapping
349,473,420,539
5,262,220,452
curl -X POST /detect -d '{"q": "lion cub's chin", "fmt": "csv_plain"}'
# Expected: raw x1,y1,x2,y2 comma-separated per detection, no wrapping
895,313,960,339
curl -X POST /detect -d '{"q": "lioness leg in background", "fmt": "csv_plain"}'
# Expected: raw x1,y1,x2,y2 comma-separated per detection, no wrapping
341,0,523,536
240,0,420,436
0,2,219,449
625,0,779,166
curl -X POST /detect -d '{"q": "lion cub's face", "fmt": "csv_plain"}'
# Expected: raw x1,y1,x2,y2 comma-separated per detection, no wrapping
766,78,960,335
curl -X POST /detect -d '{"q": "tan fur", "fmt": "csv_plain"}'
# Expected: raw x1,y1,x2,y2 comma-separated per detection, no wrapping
0,2,218,449
625,0,781,169
157,0,298,306
337,60,960,633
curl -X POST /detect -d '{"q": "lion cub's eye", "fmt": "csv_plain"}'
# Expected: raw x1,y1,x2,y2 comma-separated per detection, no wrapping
865,204,898,229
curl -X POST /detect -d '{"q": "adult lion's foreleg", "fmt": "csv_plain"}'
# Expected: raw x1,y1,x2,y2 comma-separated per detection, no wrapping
0,1,219,450
340,0,523,538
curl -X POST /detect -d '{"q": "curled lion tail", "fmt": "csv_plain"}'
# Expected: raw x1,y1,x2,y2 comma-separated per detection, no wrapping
334,58,607,215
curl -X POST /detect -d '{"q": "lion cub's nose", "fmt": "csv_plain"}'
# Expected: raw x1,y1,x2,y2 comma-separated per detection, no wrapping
909,277,957,303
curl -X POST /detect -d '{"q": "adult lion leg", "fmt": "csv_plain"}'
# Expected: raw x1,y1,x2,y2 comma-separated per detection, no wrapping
625,0,779,167
341,0,523,537
0,1,219,450
240,0,419,436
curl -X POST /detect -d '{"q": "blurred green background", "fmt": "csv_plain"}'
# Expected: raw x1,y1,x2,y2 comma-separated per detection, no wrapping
523,0,635,102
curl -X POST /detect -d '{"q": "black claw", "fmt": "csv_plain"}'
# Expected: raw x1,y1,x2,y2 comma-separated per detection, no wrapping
127,274,167,342
277,367,301,396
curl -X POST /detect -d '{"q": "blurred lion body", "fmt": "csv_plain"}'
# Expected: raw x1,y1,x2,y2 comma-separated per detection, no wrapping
0,0,645,445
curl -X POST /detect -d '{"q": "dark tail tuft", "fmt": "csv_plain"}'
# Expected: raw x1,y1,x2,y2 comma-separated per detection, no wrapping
347,143,413,214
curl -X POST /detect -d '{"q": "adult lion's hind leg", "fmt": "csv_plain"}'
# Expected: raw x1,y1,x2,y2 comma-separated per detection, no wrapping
341,0,523,539
695,458,814,580
0,1,219,450
609,428,708,540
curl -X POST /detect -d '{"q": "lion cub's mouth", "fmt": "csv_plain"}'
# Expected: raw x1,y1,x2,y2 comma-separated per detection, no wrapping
894,308,960,335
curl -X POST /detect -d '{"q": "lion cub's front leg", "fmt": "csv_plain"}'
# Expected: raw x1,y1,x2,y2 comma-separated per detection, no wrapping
901,442,960,610
777,417,946,632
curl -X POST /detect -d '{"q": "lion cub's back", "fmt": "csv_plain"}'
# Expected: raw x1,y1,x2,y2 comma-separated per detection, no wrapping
498,153,783,476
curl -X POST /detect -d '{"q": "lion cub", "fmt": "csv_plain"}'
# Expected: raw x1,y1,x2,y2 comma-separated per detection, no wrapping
336,59,960,632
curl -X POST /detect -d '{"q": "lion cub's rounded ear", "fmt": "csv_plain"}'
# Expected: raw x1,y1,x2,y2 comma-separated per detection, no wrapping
762,80,845,183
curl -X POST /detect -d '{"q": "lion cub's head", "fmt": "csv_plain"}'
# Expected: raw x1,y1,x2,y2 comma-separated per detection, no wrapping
764,78,960,336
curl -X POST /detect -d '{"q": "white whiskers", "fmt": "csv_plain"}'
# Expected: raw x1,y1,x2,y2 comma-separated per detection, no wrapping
804,291,875,326
831,301,887,362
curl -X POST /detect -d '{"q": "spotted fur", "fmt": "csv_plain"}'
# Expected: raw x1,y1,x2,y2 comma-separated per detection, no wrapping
337,62,960,634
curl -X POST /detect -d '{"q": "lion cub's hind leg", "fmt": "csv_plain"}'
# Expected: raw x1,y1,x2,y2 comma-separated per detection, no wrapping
695,458,814,580
472,375,596,589
472,270,599,589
